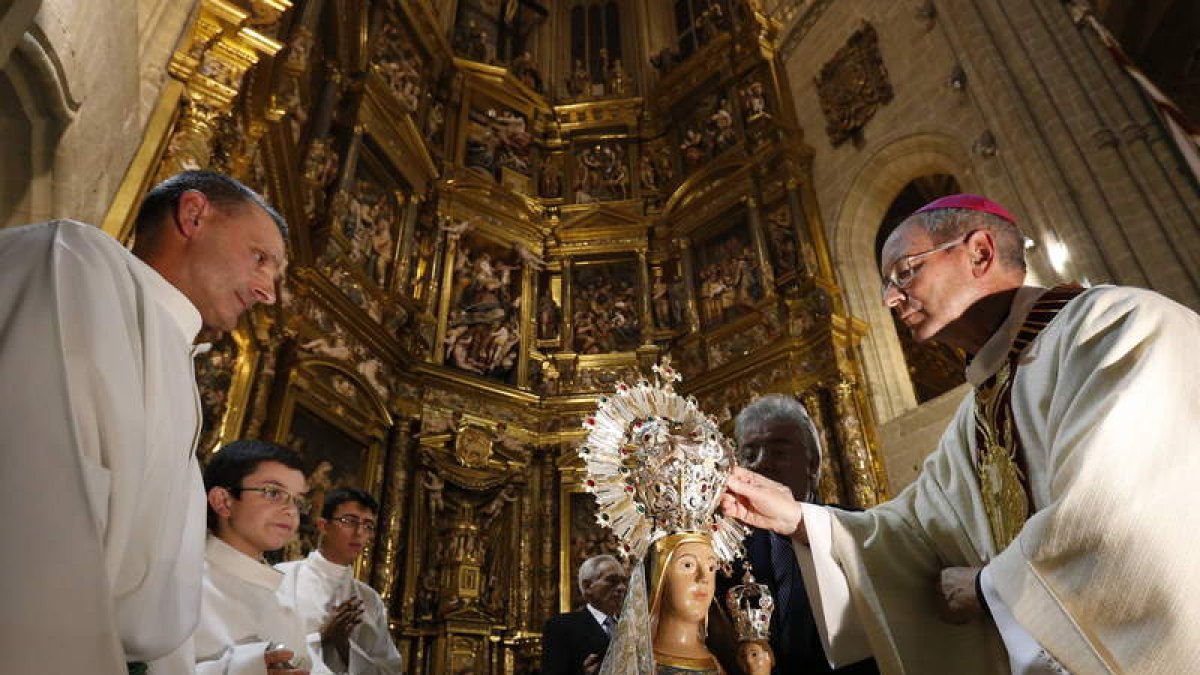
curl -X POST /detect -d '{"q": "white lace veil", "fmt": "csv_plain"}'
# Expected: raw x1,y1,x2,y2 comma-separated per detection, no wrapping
597,561,654,675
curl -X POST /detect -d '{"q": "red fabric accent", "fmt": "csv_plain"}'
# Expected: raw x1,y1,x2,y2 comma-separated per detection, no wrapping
913,193,1018,224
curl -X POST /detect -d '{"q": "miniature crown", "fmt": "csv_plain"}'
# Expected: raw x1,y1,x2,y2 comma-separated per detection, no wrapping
580,359,746,562
726,570,775,642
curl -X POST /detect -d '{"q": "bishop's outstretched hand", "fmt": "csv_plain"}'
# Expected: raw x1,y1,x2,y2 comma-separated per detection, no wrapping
721,467,807,543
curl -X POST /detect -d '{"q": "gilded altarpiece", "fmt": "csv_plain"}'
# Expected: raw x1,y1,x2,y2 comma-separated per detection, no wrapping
103,1,890,672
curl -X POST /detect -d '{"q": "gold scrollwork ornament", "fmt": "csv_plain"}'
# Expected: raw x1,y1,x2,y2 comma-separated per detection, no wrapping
973,362,1029,551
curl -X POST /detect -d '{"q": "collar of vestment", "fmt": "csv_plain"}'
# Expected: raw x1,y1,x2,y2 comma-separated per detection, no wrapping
585,603,610,626
968,284,1086,551
307,549,354,582
206,535,284,590
964,285,1047,386
129,253,203,343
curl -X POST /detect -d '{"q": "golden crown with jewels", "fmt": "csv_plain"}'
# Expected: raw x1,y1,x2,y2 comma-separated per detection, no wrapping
726,570,775,642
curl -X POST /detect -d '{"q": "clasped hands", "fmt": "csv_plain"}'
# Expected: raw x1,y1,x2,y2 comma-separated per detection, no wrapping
320,597,366,666
721,467,984,624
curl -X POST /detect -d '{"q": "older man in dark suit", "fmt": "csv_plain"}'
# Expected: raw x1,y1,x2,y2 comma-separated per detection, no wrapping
542,554,628,675
731,395,878,675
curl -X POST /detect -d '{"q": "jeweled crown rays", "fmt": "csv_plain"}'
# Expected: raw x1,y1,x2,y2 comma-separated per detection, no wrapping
580,359,747,562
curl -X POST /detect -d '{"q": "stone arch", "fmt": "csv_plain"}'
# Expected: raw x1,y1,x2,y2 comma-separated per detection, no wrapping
0,52,55,227
829,132,978,423
0,16,79,228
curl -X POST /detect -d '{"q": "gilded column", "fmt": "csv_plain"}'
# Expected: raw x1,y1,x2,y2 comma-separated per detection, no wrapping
538,453,556,624
561,257,575,351
832,379,883,508
636,250,653,343
514,476,533,629
677,239,700,333
744,197,775,292
434,232,463,363
518,263,534,388
158,0,288,180
395,193,422,299
784,179,816,281
372,418,413,605
243,312,282,439
800,389,845,505
425,213,450,316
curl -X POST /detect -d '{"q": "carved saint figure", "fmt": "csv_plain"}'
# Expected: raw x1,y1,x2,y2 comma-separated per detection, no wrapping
736,641,774,675
568,59,591,97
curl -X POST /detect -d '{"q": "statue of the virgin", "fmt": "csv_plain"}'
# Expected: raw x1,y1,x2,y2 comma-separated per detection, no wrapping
580,361,770,674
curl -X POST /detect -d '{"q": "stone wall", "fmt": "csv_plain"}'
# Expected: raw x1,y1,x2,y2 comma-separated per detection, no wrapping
0,0,194,227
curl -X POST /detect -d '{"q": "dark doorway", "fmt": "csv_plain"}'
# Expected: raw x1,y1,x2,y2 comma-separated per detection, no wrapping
876,175,968,403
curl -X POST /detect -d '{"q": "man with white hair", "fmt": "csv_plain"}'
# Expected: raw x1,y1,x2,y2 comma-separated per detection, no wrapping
731,395,877,675
542,555,628,675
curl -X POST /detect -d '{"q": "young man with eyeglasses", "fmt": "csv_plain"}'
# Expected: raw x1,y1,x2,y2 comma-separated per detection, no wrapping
150,440,323,675
723,194,1200,674
276,488,402,675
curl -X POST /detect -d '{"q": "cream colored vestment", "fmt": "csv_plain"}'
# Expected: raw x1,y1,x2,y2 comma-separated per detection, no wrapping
796,286,1200,674
276,551,403,674
0,220,207,673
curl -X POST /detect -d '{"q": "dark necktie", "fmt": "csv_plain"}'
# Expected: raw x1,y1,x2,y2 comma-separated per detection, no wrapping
770,533,794,619
603,615,616,637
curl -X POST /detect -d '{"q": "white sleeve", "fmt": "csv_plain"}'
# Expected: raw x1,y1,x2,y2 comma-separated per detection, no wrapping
152,637,272,675
0,222,134,673
304,592,401,675
344,593,403,675
980,568,1072,675
305,632,345,674
792,503,873,667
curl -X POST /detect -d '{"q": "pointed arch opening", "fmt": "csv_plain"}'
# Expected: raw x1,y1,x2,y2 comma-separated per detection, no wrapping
876,175,967,404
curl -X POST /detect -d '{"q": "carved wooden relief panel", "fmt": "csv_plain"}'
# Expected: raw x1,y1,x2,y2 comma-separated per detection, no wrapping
815,22,894,147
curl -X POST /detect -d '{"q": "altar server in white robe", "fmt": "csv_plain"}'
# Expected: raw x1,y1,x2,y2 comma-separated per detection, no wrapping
0,171,287,674
151,439,332,675
277,487,403,674
722,194,1200,675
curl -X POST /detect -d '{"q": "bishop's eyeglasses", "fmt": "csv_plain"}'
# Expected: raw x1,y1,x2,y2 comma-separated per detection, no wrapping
880,230,977,299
